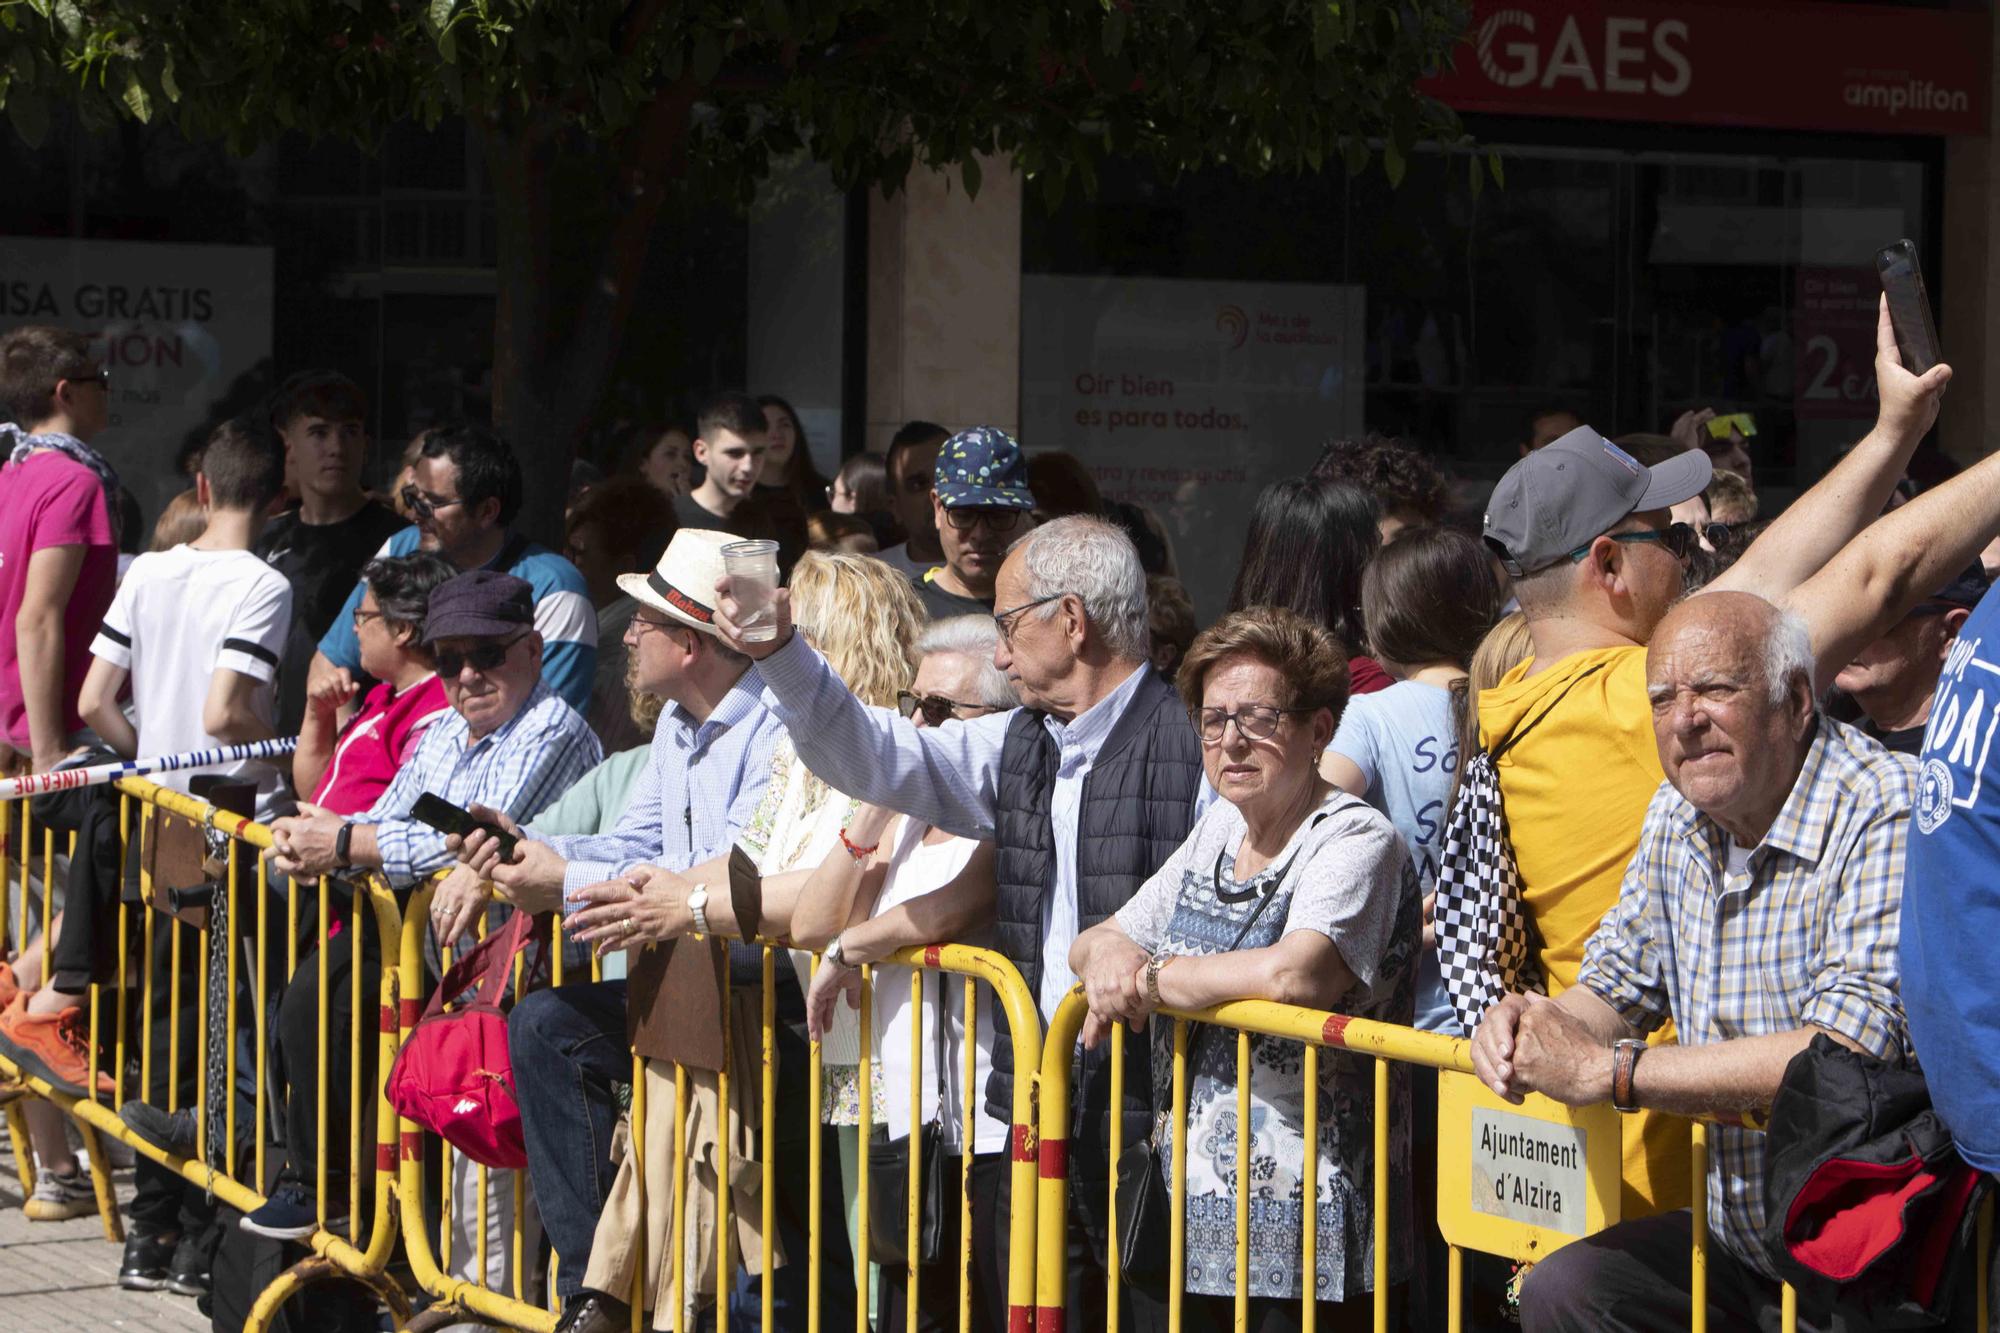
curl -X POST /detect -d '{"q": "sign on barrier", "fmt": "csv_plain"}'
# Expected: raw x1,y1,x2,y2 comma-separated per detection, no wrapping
1436,1069,1621,1262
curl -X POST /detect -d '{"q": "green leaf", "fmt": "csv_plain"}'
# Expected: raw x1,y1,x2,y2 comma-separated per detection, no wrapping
1340,136,1368,175
1487,148,1504,189
961,153,981,198
1468,150,1483,199
691,33,722,85
160,55,179,103
429,0,456,31
1383,139,1404,187
1104,7,1126,57
8,84,47,148
122,71,152,122
437,25,456,63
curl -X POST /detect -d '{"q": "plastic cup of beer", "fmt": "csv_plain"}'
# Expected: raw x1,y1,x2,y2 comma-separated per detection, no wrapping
721,539,782,642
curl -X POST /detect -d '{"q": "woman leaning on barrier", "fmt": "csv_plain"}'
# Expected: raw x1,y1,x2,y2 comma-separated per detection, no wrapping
1069,605,1420,1332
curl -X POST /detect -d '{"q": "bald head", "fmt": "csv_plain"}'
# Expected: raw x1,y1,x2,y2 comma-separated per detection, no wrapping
1647,591,1817,844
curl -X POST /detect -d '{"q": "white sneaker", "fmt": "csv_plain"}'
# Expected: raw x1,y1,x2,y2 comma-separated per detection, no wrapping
24,1164,95,1221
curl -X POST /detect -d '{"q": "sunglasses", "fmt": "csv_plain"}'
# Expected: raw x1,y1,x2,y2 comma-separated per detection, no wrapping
435,633,527,677
1570,522,1699,565
897,691,978,725
58,367,110,393
944,506,1027,533
401,485,467,522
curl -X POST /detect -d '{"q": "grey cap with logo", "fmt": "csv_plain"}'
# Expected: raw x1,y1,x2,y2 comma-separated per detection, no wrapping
1482,426,1714,577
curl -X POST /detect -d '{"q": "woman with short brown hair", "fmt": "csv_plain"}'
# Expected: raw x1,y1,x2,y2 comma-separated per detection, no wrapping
1069,604,1418,1330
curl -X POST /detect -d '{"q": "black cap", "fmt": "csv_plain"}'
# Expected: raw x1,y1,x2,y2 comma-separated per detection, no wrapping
423,569,535,644
1915,562,1992,615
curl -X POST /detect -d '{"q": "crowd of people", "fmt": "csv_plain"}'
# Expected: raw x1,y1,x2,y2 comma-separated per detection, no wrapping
0,293,1996,1333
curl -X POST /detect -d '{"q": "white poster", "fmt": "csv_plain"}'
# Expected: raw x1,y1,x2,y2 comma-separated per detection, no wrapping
0,237,275,526
1020,275,1365,619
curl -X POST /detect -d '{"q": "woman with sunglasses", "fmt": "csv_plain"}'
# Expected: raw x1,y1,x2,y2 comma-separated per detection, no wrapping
792,613,1020,1332
1068,605,1419,1332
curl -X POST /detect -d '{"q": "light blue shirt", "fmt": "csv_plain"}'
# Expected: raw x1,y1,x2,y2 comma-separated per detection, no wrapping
529,665,785,906
1329,680,1459,1033
360,680,604,885
755,631,1159,1019
317,525,598,716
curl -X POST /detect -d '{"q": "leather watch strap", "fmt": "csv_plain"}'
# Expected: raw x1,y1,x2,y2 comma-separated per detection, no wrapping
1611,1038,1646,1113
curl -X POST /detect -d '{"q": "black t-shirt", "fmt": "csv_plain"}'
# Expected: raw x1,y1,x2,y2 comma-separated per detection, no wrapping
673,493,803,578
1864,718,1928,756
913,571,993,622
256,501,408,733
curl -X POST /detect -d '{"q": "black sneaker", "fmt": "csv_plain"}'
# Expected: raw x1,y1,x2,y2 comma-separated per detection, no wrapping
119,1101,197,1157
164,1229,211,1298
553,1290,633,1333
239,1183,341,1241
118,1227,178,1291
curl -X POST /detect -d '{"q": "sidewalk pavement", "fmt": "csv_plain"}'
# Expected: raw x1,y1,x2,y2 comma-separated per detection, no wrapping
0,1132,208,1332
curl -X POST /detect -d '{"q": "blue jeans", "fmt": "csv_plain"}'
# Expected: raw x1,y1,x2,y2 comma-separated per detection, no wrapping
509,975,857,1328
509,979,629,1302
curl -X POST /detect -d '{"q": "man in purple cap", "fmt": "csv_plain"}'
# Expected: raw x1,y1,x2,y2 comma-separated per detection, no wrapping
269,568,602,886
913,425,1038,620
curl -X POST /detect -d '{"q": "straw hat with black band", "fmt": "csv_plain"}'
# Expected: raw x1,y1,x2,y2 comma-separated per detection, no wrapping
617,528,745,638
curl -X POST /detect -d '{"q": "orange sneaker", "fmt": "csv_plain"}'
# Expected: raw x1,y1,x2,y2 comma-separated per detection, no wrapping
0,1004,114,1099
0,960,17,1011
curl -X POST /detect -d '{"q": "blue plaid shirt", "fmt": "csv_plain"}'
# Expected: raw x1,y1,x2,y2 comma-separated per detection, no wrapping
1579,716,1917,1277
531,665,785,906
361,680,603,885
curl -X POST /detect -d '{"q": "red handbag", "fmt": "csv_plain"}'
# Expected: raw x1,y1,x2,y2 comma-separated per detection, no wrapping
386,909,548,1169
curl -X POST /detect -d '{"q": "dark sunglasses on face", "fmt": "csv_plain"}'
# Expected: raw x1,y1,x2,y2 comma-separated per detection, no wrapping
944,506,1026,533
401,485,467,522
435,633,526,677
898,691,977,725
1570,521,1699,565
58,367,110,393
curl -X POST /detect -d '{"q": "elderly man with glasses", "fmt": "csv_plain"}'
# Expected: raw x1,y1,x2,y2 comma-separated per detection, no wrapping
270,568,601,886
709,502,1206,1333
911,426,1036,619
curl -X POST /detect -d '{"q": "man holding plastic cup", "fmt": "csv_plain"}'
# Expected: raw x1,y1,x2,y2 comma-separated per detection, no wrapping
911,426,1038,621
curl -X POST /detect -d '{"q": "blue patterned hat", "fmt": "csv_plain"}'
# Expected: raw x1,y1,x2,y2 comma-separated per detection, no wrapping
933,426,1035,511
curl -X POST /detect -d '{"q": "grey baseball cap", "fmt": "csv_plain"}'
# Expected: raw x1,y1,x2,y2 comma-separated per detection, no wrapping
1483,426,1713,576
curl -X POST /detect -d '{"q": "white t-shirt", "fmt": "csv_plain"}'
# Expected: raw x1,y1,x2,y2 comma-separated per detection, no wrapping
871,817,1008,1157
91,545,293,816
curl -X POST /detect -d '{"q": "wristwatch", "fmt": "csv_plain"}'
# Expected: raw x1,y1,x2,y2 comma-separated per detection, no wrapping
1611,1038,1647,1113
333,822,355,868
1145,954,1169,1007
823,933,849,970
686,884,710,937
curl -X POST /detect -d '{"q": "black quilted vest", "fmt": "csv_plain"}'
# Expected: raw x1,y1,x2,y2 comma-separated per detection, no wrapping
987,668,1203,1147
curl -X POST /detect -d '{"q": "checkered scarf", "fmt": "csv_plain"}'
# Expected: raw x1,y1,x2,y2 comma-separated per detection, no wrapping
2,423,122,544
1432,749,1543,1033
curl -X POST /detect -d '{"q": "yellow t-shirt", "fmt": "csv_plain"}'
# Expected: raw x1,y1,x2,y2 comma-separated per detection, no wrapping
1478,644,1692,1218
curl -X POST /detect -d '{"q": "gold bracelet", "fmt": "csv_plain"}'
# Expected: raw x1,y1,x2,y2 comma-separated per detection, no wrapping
1145,954,1170,1007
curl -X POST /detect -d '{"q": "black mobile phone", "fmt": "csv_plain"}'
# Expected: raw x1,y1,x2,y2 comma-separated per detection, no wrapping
1876,239,1941,375
410,791,520,861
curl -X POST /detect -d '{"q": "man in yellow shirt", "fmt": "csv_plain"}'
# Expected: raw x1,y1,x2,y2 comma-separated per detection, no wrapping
1477,298,1952,1215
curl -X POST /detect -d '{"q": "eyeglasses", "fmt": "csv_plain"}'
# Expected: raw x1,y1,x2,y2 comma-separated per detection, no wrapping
897,691,980,725
401,485,467,522
59,368,109,393
435,633,527,677
351,608,385,630
1570,522,1698,566
993,592,1067,646
1700,522,1730,550
1195,704,1314,745
944,506,1027,534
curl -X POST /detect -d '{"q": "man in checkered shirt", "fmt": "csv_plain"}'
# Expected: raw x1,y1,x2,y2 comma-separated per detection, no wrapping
1471,591,1917,1333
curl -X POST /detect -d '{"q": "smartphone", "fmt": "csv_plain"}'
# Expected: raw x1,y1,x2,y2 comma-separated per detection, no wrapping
1705,412,1757,440
1877,239,1941,375
410,791,520,862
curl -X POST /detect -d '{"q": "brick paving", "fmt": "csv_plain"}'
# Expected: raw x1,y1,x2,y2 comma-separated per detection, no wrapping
0,1130,209,1332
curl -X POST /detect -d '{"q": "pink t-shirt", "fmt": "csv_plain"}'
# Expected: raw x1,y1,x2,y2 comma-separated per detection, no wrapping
310,673,451,816
0,451,117,752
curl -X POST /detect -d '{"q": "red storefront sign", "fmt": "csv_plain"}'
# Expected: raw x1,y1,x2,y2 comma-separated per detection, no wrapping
1423,1,1989,137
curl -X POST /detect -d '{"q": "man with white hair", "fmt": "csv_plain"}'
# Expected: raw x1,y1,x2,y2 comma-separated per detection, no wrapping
1470,592,1918,1333
712,512,1201,1332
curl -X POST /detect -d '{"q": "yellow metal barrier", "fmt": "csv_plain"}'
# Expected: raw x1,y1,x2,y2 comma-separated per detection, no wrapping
389,884,1046,1333
1029,986,1910,1333
0,780,412,1328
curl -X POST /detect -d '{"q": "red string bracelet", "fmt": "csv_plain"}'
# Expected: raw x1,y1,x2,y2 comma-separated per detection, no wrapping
839,827,879,862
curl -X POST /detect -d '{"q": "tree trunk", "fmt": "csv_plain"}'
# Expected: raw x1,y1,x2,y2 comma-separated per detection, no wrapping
480,85,697,549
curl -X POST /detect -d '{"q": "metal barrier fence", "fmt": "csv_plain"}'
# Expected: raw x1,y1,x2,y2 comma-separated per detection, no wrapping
3,777,1991,1333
